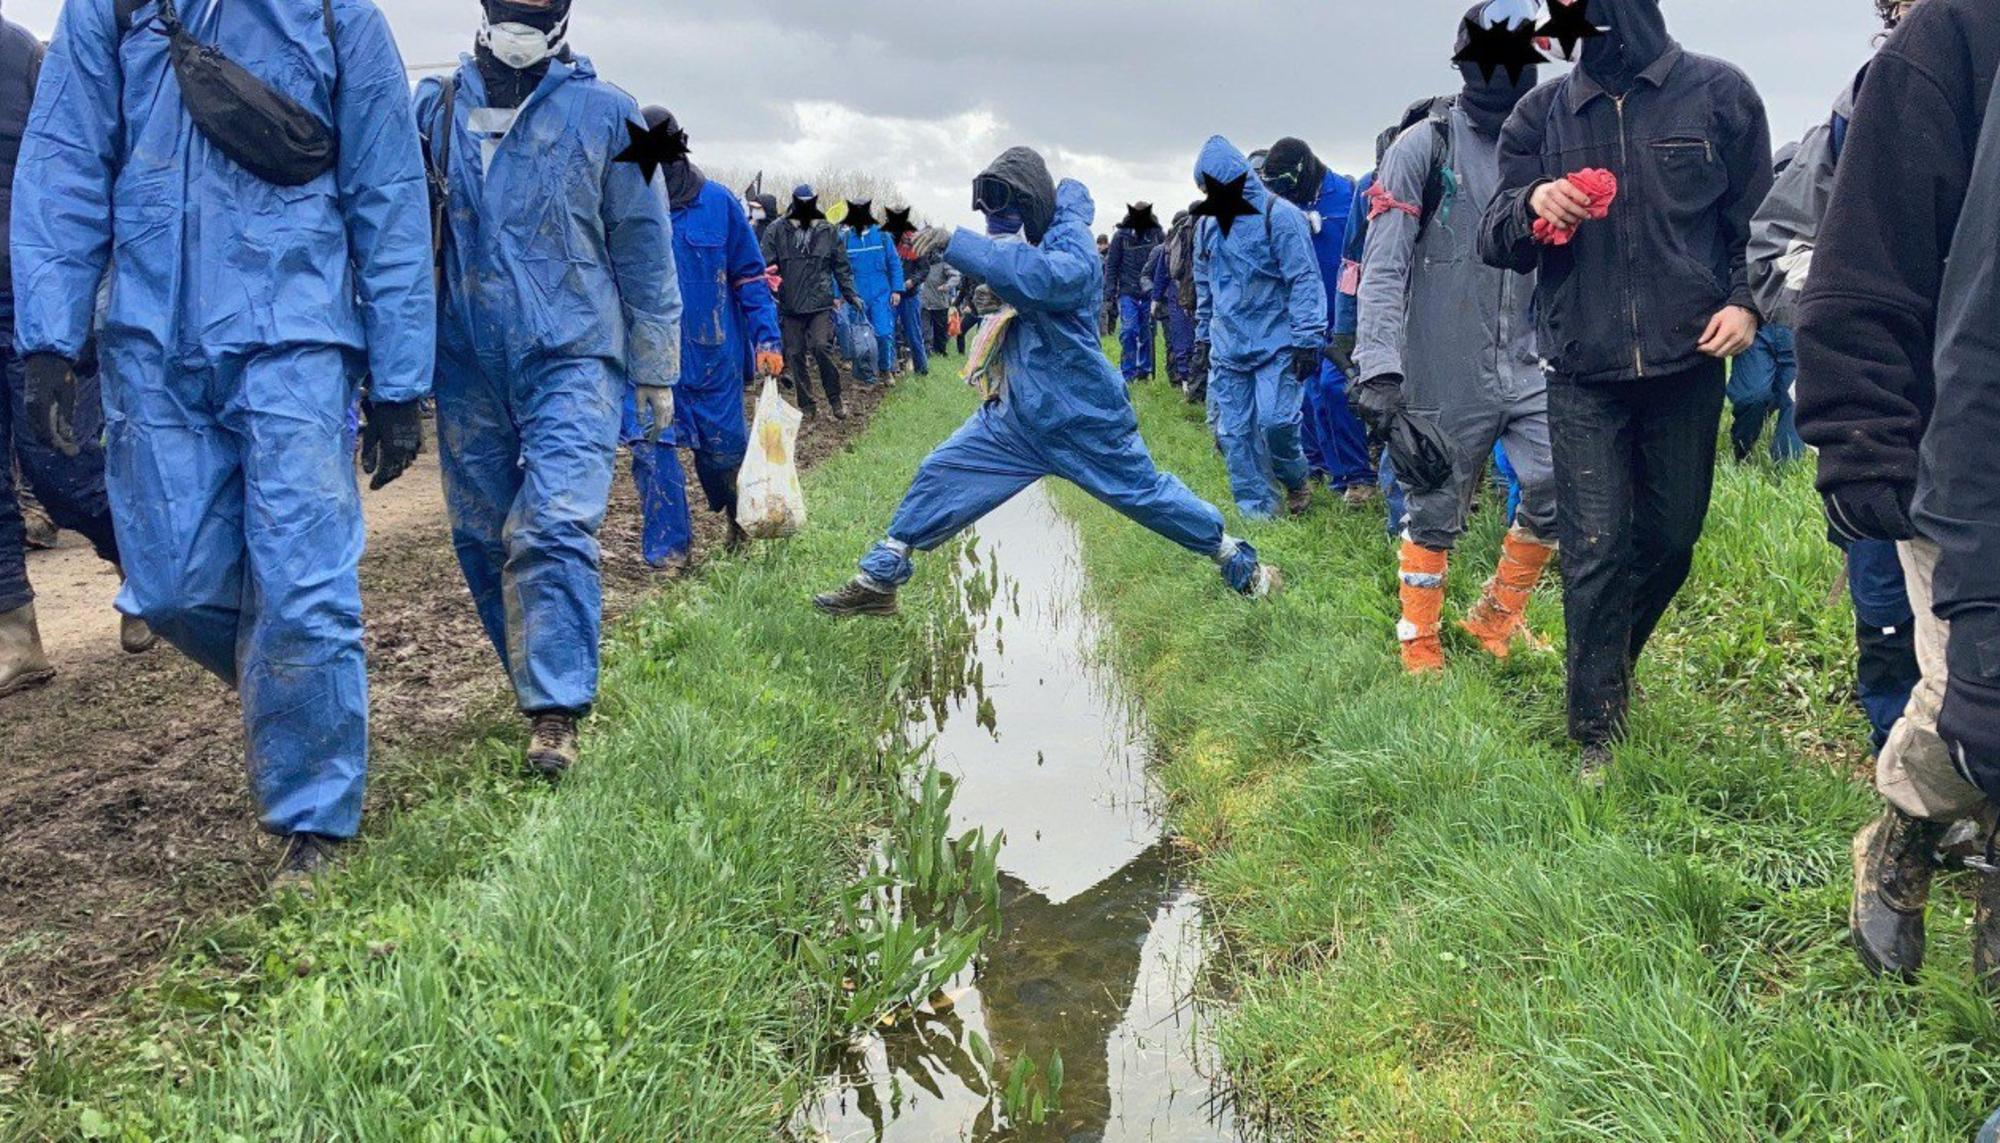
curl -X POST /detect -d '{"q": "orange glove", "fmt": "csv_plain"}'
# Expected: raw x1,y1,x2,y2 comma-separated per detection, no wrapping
756,347,786,378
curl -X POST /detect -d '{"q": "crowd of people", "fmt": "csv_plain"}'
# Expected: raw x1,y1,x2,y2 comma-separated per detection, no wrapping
2,0,1998,1012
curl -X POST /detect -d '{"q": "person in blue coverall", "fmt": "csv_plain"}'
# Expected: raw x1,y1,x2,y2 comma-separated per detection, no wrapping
623,107,781,574
1192,136,1329,521
1143,212,1198,387
887,206,932,377
842,200,901,381
812,147,1282,616
415,0,681,780
1261,137,1377,504
11,0,435,880
1104,202,1165,383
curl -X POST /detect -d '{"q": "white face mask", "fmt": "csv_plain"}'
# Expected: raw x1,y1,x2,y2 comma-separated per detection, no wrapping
479,13,568,71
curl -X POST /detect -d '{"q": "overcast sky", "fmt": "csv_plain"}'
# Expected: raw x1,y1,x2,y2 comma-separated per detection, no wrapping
9,0,1884,230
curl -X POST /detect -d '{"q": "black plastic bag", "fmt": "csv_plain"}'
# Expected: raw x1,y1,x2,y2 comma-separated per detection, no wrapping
1385,410,1455,496
154,0,337,187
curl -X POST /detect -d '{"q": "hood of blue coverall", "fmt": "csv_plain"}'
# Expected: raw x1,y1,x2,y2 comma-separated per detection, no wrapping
1191,135,1327,368
944,177,1142,445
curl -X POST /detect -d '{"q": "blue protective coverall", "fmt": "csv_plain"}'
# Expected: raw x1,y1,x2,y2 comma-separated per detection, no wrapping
843,223,900,379
12,0,434,840
416,56,681,716
1144,243,1197,383
1193,137,1328,519
1300,169,1375,490
857,180,1259,594
624,176,780,565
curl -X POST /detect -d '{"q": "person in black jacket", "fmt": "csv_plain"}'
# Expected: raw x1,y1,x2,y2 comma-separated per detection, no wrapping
1795,0,2000,986
1103,203,1165,383
761,184,859,420
1478,0,1771,782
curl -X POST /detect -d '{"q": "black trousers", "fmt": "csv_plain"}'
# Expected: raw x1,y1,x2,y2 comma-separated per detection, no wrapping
1547,361,1726,745
925,308,950,356
780,311,843,413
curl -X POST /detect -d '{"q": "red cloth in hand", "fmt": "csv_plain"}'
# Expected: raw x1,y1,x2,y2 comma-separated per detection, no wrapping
1531,168,1620,246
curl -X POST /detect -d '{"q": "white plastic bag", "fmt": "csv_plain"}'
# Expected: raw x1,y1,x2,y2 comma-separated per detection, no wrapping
735,377,807,539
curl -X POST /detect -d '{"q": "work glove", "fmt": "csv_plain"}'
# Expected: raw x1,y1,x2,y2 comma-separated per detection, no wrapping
755,344,786,378
1825,481,1916,544
1291,345,1324,383
1942,613,2000,803
1349,373,1408,441
360,398,423,491
1192,341,1211,378
637,385,676,444
23,354,81,458
911,226,952,260
1327,333,1358,376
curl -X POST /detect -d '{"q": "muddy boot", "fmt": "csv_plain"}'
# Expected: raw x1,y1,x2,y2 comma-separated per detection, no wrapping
1286,485,1313,517
650,553,692,580
813,577,899,617
1343,484,1380,509
724,520,750,555
1849,807,1949,980
1578,742,1614,788
0,604,56,698
1461,527,1558,660
525,712,581,780
1244,563,1284,600
20,498,57,550
120,612,158,654
1398,541,1448,675
273,832,342,893
830,394,850,421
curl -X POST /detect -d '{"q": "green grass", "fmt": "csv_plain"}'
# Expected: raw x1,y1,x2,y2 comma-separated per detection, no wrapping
1,364,996,1141
1050,379,2000,1141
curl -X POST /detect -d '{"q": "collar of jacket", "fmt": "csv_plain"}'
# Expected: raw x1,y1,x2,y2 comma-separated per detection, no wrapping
1564,43,1684,113
458,50,594,112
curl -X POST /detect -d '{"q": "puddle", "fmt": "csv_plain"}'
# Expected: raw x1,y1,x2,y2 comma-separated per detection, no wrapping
799,484,1244,1142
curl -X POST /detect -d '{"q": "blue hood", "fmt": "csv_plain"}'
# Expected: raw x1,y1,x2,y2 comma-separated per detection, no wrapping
1194,136,1270,213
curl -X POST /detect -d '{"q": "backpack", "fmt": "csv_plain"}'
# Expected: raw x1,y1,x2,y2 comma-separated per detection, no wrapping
1339,96,1459,300
1165,215,1198,311
420,77,458,292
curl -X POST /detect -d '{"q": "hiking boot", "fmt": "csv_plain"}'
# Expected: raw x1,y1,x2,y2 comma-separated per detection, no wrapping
0,604,56,698
1237,563,1284,600
831,395,850,421
1461,528,1558,660
1286,485,1314,517
813,577,899,617
724,520,750,555
1578,743,1614,788
120,612,158,654
1398,542,1448,676
526,712,581,780
273,832,342,893
1343,485,1381,509
650,553,692,580
1849,807,1949,980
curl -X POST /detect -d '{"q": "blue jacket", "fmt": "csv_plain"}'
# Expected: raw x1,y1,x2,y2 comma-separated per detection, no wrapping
1478,42,1773,383
1192,136,1327,368
1304,169,1358,327
672,178,781,390
415,55,681,388
13,0,435,401
843,225,901,304
1334,171,1374,337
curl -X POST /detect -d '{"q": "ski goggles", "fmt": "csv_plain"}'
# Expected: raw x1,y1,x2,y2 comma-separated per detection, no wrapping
972,174,1018,217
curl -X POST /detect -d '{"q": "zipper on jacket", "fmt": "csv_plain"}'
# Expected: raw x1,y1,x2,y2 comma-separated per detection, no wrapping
1615,95,1644,379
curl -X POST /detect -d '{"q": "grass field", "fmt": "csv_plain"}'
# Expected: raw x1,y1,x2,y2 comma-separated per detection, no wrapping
1050,378,2000,1140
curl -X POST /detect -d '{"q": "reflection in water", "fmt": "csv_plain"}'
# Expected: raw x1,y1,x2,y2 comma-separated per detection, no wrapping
801,485,1241,1142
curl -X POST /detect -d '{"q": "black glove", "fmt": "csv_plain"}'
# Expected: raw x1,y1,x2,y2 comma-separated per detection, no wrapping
1102,300,1120,329
1349,373,1408,441
1825,481,1916,544
1192,341,1211,378
1942,615,2000,802
23,354,81,458
360,398,423,491
1291,345,1324,383
1328,333,1358,376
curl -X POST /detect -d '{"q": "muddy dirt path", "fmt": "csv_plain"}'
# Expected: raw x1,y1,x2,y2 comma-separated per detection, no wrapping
0,383,888,1031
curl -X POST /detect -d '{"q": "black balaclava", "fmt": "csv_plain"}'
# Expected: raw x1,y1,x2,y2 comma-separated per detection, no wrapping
973,147,1058,244
846,199,877,232
477,0,573,110
641,106,703,210
1578,0,1672,95
1456,4,1539,137
1262,138,1328,209
1118,202,1162,236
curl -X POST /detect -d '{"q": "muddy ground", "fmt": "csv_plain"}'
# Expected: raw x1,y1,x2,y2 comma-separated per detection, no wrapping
0,379,890,1032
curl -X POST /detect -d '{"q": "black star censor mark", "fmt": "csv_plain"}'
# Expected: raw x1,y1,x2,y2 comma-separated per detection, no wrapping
1453,14,1543,84
1119,202,1161,233
614,118,690,185
845,199,877,232
1538,0,1605,59
1190,174,1258,238
883,206,917,239
787,195,827,225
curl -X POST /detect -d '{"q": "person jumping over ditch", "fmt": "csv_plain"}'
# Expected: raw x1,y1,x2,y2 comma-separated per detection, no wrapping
813,147,1282,618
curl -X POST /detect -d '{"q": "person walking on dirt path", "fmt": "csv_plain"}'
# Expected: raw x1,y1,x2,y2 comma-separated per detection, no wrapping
1193,135,1328,522
1143,212,1197,391
813,147,1283,617
842,200,902,382
1104,202,1165,384
11,0,435,881
1479,0,1772,784
1793,0,2000,986
1353,5,1559,677
0,12,153,699
887,206,933,379
920,255,962,359
622,106,782,577
762,185,859,420
1261,137,1376,507
415,0,682,781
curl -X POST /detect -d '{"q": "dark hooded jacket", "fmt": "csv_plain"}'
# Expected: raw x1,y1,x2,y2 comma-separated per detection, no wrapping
1797,0,2000,495
0,6,44,325
1102,205,1163,303
760,200,859,317
978,146,1058,245
1478,0,1773,384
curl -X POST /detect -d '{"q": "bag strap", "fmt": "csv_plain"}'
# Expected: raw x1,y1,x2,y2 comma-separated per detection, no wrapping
123,0,333,45
424,76,457,287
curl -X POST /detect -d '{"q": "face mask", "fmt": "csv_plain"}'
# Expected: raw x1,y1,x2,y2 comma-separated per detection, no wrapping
479,12,568,70
747,202,767,223
984,209,1025,238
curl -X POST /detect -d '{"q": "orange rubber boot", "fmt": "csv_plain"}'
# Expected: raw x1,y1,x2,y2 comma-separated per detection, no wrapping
1398,541,1448,675
1461,526,1558,659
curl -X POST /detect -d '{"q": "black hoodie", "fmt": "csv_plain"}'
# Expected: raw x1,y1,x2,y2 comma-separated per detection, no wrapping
1104,203,1164,302
975,147,1057,244
1578,0,1671,95
0,6,42,320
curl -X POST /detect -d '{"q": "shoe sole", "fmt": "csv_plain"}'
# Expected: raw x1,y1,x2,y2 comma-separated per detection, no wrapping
813,598,899,618
0,668,57,699
1849,821,1920,981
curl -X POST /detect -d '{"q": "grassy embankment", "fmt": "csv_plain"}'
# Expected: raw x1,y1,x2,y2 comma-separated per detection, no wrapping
1052,378,2000,1140
3,363,1001,1141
